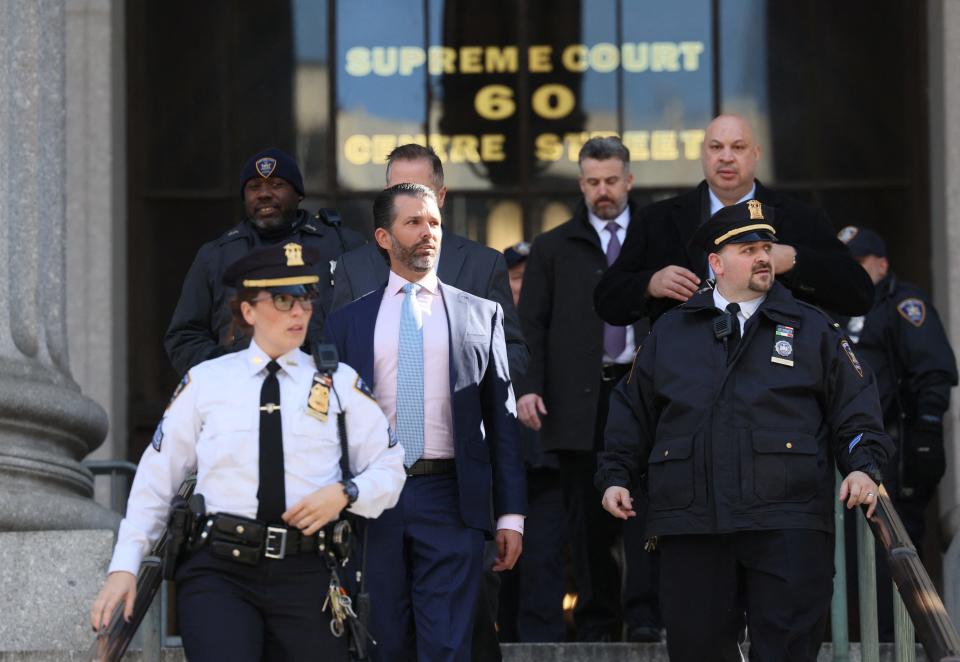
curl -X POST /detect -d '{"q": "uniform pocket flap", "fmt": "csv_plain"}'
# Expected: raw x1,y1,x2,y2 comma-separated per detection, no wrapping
648,436,694,464
752,432,817,455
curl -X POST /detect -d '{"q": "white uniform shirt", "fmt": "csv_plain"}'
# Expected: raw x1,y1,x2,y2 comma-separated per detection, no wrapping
109,340,405,575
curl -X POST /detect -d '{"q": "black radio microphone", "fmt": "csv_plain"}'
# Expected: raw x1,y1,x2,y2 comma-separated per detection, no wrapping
713,312,735,341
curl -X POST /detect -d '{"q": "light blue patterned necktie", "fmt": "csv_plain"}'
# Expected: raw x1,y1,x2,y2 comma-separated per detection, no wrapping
397,282,425,467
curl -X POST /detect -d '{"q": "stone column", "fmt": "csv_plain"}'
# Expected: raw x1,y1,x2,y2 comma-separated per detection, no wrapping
0,0,114,530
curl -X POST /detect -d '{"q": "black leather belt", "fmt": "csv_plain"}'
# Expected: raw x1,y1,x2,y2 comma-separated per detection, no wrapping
406,458,456,476
601,363,631,382
198,513,347,564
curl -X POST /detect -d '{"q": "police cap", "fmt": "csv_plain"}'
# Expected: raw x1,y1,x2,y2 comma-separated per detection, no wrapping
837,226,886,258
239,147,305,198
503,241,531,268
222,242,321,291
691,199,778,252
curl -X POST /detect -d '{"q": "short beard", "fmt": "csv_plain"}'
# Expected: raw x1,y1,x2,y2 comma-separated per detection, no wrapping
250,209,298,236
390,233,436,273
747,269,774,293
589,199,626,221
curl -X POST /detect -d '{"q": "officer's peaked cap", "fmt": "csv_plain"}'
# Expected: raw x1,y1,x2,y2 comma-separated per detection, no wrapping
223,242,321,290
837,225,886,258
239,147,305,198
691,199,778,252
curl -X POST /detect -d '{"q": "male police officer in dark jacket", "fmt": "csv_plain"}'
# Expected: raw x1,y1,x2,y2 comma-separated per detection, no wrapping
837,226,957,640
593,114,874,325
165,148,364,376
597,201,892,662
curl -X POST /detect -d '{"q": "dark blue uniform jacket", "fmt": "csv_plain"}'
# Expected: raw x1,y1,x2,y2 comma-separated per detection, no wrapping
596,282,893,537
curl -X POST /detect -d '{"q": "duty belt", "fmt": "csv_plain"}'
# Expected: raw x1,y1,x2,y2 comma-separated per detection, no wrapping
197,513,352,565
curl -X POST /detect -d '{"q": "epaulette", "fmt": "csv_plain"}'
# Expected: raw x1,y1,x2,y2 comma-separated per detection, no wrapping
214,222,250,246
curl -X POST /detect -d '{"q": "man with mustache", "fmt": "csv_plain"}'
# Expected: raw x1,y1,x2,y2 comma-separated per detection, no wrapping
594,114,874,326
597,201,892,661
517,137,659,642
165,147,365,376
324,183,526,661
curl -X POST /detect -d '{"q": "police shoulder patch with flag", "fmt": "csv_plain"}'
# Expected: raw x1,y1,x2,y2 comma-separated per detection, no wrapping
166,373,190,411
354,374,376,401
151,417,165,452
897,298,926,327
840,338,864,378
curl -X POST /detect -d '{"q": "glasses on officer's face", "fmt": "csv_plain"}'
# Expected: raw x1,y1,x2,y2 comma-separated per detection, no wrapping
250,293,315,312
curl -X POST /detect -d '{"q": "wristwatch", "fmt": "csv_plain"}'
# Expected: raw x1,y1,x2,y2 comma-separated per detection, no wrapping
340,479,359,505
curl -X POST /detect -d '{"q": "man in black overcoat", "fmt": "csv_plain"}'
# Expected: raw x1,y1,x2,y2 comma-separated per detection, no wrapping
517,137,658,642
593,115,874,325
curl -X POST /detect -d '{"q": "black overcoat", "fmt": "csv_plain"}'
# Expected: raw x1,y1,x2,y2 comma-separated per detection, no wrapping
517,202,646,452
594,180,875,325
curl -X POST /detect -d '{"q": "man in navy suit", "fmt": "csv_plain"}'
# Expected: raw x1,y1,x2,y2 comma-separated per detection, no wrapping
324,183,527,661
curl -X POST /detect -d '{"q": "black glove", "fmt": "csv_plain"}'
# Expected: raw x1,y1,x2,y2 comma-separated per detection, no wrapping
903,417,946,491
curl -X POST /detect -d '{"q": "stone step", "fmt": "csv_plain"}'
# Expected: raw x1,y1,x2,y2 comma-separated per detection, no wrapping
0,642,930,661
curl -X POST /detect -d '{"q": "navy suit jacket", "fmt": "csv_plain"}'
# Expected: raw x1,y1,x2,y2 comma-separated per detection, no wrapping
330,232,528,378
323,281,527,535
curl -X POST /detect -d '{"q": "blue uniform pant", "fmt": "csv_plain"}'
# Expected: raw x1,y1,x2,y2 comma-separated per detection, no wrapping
365,473,485,661
659,530,833,662
175,546,348,662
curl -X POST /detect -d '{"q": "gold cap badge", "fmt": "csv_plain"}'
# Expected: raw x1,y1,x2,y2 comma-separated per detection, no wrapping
284,243,305,267
747,199,764,220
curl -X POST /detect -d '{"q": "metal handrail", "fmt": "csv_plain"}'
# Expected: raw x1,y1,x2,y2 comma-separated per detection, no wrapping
84,459,173,659
831,474,960,661
84,460,137,514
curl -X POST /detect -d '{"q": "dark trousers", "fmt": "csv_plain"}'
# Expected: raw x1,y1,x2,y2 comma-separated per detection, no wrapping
471,541,503,660
498,467,568,642
659,530,834,662
365,473,485,661
175,546,347,662
557,368,660,640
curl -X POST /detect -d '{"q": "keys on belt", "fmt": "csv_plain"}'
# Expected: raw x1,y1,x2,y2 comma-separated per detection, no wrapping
601,363,630,382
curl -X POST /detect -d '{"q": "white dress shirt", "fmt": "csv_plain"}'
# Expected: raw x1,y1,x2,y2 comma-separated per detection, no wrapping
374,269,524,534
708,183,757,216
587,207,636,364
109,340,405,575
713,287,766,334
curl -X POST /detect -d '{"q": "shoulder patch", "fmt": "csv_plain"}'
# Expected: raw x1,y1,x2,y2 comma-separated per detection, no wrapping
354,374,376,401
151,417,165,452
166,374,190,411
840,338,864,378
897,298,926,327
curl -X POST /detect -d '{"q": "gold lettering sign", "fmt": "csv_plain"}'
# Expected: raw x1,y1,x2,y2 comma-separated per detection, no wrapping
284,243,305,267
747,200,764,220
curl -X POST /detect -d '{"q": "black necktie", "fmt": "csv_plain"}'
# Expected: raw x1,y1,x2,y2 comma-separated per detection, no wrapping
726,302,742,358
257,360,286,524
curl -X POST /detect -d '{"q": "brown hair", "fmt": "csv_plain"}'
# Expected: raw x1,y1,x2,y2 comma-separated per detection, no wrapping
224,287,263,346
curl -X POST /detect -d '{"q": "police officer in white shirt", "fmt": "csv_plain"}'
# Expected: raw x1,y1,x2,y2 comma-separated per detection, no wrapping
90,242,405,661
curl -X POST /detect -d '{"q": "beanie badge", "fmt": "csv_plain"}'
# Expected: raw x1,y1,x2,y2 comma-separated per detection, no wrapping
256,157,277,179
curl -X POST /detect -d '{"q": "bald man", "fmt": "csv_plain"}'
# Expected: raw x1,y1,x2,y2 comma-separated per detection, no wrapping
594,114,874,324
